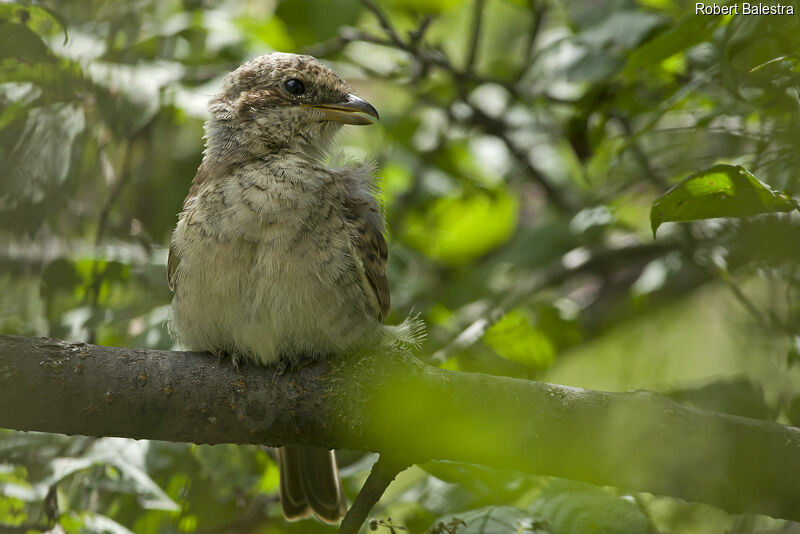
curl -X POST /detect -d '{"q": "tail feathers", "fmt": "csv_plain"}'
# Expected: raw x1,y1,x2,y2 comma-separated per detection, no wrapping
278,446,347,523
277,446,312,521
298,447,347,522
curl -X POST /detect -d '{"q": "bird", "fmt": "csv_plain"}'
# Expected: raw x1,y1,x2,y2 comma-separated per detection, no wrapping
166,52,420,523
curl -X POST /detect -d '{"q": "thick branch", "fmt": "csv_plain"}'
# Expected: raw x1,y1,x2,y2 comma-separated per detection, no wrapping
1,334,799,521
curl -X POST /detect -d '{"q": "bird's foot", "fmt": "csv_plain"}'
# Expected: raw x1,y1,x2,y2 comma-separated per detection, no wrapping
211,349,242,374
274,360,288,377
272,353,320,380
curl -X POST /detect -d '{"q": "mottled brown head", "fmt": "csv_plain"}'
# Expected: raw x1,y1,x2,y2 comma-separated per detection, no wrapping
205,53,378,159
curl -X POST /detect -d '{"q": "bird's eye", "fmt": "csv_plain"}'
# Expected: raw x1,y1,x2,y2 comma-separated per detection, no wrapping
284,78,306,95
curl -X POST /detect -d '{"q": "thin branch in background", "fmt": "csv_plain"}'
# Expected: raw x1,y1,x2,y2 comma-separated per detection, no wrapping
408,15,434,48
338,27,395,49
614,115,669,190
338,456,408,534
465,0,486,73
353,0,576,209
458,104,576,211
360,0,405,47
517,0,546,81
85,138,134,344
714,265,795,338
431,241,676,363
349,4,577,210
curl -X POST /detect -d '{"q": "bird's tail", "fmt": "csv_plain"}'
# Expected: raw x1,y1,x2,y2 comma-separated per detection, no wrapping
277,446,347,523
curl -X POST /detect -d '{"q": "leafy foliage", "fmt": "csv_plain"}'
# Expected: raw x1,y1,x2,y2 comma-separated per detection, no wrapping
2,0,800,532
651,164,798,236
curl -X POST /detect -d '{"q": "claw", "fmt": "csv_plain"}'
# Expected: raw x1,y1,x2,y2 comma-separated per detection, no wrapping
274,360,288,378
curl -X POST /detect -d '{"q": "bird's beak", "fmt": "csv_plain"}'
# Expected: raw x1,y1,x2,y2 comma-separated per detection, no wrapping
307,94,379,125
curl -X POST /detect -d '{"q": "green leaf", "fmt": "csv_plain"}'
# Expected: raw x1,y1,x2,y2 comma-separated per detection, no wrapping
484,309,556,370
650,164,799,236
0,103,85,210
0,2,69,45
47,439,179,512
624,13,723,77
80,512,135,534
431,505,549,534
530,481,651,534
404,190,519,265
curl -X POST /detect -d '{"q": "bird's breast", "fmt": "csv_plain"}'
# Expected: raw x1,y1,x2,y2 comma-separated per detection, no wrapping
169,163,373,364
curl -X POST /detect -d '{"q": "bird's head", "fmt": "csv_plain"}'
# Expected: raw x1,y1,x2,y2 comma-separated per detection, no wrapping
204,52,379,160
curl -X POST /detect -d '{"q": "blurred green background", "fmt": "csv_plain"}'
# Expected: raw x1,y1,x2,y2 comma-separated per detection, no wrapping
2,0,800,532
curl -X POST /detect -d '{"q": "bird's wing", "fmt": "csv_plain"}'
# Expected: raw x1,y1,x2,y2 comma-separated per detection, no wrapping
345,195,390,323
167,161,222,292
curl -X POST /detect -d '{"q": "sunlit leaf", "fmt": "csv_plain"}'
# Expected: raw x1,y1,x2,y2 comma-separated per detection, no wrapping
0,2,68,44
650,164,798,236
0,493,26,526
484,309,555,370
236,15,297,53
404,190,518,265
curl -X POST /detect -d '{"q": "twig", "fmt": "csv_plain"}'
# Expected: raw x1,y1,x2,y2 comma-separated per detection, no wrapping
360,0,405,48
408,15,434,48
715,266,795,338
431,241,675,362
338,456,408,534
613,115,669,190
457,104,576,211
465,0,486,73
85,139,134,343
517,0,546,81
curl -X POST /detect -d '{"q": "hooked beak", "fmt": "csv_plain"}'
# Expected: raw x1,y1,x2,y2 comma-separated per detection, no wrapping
306,94,379,125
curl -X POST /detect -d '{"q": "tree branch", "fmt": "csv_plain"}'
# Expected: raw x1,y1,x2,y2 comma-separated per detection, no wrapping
1,334,800,522
338,456,407,534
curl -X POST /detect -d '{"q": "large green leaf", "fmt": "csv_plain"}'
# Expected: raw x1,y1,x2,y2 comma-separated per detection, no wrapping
650,164,798,236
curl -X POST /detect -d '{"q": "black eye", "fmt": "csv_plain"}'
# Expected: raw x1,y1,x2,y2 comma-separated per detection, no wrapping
284,78,305,95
